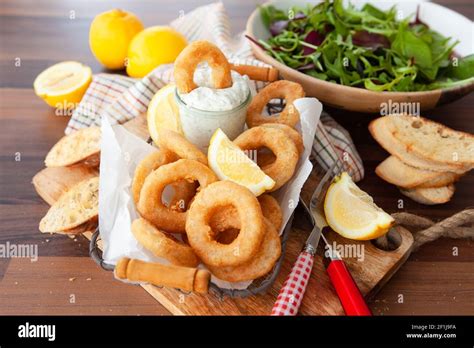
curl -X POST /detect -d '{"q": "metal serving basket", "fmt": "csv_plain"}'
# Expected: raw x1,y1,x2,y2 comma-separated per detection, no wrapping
89,213,293,299
89,94,301,300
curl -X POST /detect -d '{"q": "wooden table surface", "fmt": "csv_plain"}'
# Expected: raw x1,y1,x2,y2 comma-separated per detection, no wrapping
0,0,472,315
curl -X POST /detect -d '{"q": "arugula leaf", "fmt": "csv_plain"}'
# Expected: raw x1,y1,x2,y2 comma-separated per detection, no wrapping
260,5,287,28
259,5,272,28
426,76,474,90
445,54,474,80
362,3,387,20
307,70,328,80
392,26,432,68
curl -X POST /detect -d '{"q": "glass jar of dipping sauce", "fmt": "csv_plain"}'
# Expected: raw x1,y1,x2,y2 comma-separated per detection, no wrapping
175,89,251,150
174,66,251,151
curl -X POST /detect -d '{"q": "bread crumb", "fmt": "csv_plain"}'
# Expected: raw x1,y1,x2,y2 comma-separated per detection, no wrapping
86,278,92,281
69,277,76,282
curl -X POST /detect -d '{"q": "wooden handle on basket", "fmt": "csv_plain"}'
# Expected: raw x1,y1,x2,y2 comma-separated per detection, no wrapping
230,64,279,82
115,258,210,294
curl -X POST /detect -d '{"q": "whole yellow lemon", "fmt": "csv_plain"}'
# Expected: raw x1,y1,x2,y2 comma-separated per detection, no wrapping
126,26,187,78
89,9,144,69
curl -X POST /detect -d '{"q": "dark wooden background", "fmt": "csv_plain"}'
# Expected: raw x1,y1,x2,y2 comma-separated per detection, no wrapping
0,0,472,315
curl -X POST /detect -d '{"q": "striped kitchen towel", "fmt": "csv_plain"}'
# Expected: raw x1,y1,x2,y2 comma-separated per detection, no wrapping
66,2,364,181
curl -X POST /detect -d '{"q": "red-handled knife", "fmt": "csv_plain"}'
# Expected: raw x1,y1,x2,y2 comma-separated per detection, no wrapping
321,233,372,316
272,164,372,316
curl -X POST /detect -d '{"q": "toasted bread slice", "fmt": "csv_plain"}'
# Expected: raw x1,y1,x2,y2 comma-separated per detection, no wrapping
376,156,460,188
45,127,101,167
369,115,474,174
54,218,98,235
399,185,455,205
39,177,99,233
32,165,99,205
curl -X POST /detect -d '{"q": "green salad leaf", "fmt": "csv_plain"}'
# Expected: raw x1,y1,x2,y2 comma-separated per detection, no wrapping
445,54,474,80
256,0,472,92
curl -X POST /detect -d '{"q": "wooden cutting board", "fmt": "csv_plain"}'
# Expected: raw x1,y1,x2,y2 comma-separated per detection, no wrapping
32,116,414,315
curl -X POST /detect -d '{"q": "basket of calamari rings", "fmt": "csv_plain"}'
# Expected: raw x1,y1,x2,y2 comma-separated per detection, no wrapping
40,40,321,297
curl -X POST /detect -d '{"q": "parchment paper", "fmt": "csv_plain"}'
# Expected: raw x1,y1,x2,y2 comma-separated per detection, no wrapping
99,97,322,289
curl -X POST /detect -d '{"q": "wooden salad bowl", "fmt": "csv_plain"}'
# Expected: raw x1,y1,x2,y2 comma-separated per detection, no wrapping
246,0,474,113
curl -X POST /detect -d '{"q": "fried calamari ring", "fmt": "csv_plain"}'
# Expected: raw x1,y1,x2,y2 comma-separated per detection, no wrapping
131,218,200,268
258,194,283,231
174,40,232,93
215,228,240,245
234,126,298,191
260,123,304,155
209,205,240,233
210,194,282,232
169,180,198,212
137,159,218,234
132,150,197,212
157,129,207,165
246,80,305,128
255,124,303,168
186,181,265,267
131,150,177,204
256,150,276,168
207,219,281,282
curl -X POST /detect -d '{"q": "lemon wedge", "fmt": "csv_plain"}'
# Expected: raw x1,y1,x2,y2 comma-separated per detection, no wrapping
147,84,182,145
208,128,275,196
33,61,92,108
324,172,394,240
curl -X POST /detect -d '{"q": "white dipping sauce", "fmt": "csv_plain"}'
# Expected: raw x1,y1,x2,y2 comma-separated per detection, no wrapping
175,65,251,150
178,66,250,111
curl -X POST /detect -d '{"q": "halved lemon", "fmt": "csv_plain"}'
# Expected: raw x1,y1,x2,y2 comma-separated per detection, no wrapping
208,128,275,196
33,61,92,108
147,84,182,145
324,172,394,240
